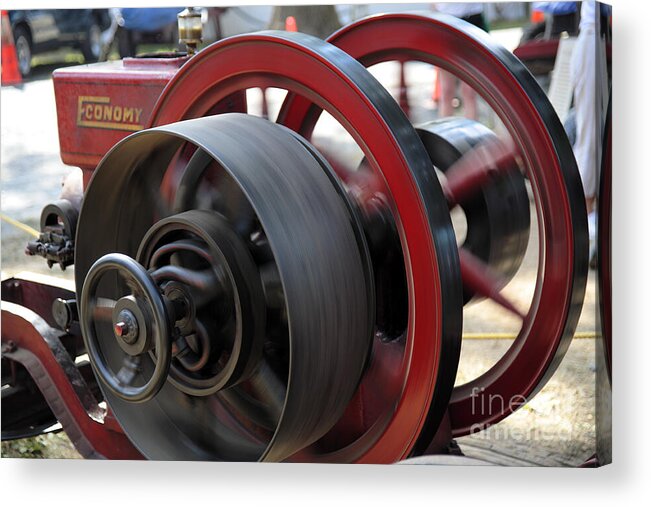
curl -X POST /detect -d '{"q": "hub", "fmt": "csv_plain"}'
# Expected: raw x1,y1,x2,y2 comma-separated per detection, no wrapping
137,209,266,396
80,209,266,402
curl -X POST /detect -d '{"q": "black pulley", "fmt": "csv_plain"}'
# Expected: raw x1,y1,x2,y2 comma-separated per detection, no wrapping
416,118,530,303
76,113,373,461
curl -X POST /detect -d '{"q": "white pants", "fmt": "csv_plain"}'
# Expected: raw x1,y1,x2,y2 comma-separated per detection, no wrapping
570,27,609,200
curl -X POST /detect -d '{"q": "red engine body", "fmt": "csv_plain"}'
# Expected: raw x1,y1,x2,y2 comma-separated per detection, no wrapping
53,55,188,186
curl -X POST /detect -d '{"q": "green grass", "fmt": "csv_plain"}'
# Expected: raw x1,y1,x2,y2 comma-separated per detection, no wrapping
489,18,529,31
28,43,182,78
1,432,81,459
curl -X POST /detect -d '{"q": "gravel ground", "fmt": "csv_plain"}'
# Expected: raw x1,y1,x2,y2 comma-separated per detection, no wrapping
453,201,599,467
456,338,596,467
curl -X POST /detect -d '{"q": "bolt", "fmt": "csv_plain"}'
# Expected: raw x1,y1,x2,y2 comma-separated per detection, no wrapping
113,309,139,344
114,321,129,337
2,340,17,354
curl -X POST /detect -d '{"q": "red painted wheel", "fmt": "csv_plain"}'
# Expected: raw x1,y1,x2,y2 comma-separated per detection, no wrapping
279,13,588,437
141,32,463,462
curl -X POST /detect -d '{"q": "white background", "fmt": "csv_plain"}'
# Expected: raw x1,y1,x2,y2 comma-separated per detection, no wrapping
1,0,649,505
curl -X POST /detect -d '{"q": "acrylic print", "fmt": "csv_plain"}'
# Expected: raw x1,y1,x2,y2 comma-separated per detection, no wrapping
1,2,611,466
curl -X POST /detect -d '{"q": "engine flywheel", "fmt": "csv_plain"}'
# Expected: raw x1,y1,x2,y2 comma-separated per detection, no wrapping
283,12,589,439
76,26,465,464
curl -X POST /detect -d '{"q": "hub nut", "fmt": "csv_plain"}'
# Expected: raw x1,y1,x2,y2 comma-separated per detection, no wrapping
114,309,139,344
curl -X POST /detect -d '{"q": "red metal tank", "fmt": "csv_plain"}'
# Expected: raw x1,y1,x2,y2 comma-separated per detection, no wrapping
53,55,188,187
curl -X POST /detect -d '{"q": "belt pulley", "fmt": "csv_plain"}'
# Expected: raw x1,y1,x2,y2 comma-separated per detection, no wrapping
78,113,373,461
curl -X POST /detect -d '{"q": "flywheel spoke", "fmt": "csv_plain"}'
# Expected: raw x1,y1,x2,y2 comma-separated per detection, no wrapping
443,137,518,207
459,248,525,320
174,148,214,211
260,87,269,120
216,361,288,436
116,356,141,386
150,239,213,266
246,361,285,424
150,265,219,294
213,171,257,239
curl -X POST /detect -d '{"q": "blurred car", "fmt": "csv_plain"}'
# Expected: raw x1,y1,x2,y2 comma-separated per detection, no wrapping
8,9,112,77
115,8,183,57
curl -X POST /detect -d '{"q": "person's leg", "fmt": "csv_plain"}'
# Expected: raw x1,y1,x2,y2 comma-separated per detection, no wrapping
439,70,457,117
571,30,598,213
571,28,598,266
463,13,488,32
550,11,580,37
117,27,136,58
460,81,478,120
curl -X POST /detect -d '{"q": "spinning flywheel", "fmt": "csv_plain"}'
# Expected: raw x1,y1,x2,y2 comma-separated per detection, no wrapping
302,13,588,437
76,31,463,462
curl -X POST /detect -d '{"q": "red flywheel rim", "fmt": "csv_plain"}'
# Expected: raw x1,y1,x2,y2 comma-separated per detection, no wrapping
290,13,589,437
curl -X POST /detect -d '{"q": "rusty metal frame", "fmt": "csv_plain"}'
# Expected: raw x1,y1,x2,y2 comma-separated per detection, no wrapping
1,276,141,459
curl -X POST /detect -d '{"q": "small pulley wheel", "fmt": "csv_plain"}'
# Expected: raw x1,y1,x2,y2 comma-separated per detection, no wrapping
80,253,173,403
416,118,530,303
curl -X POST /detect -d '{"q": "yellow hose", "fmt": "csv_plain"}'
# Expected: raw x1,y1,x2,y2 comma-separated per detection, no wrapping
0,212,40,238
463,331,598,340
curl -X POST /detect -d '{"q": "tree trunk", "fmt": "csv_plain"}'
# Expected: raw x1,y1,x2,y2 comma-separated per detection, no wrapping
269,5,341,39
